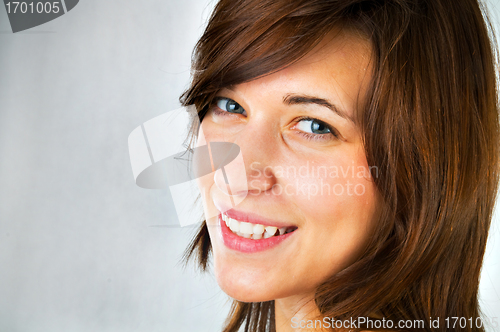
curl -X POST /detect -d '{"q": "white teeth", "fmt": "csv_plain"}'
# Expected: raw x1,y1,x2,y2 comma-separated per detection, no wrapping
223,213,293,240
265,226,277,235
239,222,253,235
263,230,274,239
229,220,240,233
253,224,265,235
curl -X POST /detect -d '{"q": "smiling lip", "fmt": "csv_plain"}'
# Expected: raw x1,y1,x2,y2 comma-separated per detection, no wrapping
223,209,296,228
218,211,297,253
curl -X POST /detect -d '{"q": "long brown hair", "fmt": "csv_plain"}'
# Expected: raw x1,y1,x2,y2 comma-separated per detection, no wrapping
180,0,500,331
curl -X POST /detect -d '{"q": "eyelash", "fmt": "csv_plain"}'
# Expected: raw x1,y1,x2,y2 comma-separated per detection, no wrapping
211,102,231,117
293,116,339,141
211,97,339,142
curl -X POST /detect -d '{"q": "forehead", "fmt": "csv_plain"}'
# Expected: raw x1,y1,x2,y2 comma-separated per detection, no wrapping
234,29,373,118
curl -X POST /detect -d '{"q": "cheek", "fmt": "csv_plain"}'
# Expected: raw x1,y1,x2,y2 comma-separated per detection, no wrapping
288,149,376,211
193,120,223,223
298,183,377,281
195,173,217,221
287,151,378,266
299,172,377,236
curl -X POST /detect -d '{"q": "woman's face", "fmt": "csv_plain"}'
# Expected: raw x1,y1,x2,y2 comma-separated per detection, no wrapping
196,30,378,303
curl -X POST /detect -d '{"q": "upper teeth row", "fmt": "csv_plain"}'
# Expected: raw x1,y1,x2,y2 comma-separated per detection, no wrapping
222,214,286,239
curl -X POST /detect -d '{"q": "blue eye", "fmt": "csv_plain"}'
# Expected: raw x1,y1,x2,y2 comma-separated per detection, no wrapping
216,98,246,115
295,118,332,135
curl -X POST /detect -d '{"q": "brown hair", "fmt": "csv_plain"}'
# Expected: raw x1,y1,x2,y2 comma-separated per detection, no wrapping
180,0,500,331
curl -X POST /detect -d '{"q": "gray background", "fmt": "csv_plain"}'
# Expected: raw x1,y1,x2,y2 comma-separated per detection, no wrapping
0,0,498,331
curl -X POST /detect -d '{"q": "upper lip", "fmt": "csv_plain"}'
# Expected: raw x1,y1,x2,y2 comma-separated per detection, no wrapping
220,208,297,229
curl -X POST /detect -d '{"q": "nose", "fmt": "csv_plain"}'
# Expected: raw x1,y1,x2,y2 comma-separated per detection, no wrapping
211,120,278,199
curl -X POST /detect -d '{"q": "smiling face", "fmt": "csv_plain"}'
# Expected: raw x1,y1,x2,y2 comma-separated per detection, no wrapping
195,30,379,304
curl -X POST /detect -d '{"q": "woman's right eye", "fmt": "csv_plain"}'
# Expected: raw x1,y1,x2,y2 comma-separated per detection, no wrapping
215,98,247,116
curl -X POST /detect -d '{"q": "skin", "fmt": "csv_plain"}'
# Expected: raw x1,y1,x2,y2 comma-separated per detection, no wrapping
195,30,378,331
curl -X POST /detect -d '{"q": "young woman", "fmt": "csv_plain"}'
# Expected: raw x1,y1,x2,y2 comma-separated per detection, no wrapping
181,0,500,331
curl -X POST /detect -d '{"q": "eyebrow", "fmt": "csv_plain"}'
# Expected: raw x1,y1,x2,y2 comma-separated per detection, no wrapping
282,94,353,122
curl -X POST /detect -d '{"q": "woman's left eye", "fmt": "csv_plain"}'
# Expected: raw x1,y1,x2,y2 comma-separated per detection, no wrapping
294,118,337,141
216,98,247,115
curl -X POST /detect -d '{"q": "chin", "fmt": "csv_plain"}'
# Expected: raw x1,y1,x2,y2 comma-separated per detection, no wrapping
211,254,283,303
215,273,271,302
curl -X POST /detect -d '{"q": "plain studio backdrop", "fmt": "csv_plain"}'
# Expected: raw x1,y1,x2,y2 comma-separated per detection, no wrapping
0,1,498,331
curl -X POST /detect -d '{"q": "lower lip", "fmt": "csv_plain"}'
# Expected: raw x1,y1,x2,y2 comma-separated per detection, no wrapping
219,214,296,253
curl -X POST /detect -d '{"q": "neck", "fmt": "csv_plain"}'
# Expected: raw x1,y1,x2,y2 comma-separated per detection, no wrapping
275,294,330,332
